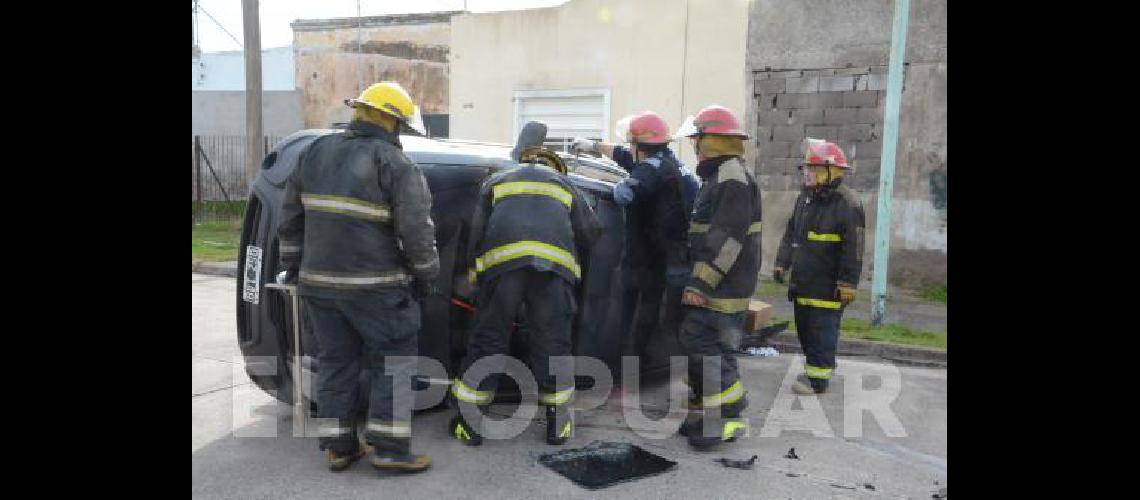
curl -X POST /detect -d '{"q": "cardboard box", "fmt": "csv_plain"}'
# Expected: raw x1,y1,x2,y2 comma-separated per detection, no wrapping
744,300,773,332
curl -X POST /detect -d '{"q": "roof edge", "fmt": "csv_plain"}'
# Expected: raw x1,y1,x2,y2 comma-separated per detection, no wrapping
290,11,462,31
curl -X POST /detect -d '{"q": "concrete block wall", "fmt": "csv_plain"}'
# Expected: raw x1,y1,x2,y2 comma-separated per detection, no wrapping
752,66,890,194
743,0,946,289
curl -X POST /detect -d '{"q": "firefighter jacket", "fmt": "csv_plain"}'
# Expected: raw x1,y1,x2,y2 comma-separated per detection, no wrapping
466,163,603,286
774,184,866,308
611,146,698,268
685,155,763,314
278,120,440,298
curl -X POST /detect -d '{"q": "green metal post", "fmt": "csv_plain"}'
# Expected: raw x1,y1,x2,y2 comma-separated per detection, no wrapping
871,0,911,326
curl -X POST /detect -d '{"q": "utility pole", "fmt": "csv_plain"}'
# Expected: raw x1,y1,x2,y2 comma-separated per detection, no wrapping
192,0,199,58
242,0,263,186
357,0,363,95
870,0,911,326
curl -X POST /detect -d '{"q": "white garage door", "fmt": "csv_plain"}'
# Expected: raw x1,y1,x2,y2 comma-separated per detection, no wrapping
514,89,610,152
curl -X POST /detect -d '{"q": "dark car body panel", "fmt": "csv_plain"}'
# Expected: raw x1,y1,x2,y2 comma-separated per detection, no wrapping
236,130,673,403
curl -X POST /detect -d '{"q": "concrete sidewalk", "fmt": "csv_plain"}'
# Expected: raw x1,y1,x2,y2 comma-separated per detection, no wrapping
194,273,947,499
192,260,239,278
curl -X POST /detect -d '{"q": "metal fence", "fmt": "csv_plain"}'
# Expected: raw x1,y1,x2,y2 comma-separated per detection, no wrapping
192,135,284,223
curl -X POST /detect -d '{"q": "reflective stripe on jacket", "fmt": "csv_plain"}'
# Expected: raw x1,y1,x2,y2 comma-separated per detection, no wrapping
467,163,602,285
684,156,762,314
277,121,439,298
774,184,866,303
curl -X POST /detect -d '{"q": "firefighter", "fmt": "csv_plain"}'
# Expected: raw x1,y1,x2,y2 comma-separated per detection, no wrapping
773,138,866,395
572,112,699,367
277,81,437,473
674,105,762,450
450,147,602,446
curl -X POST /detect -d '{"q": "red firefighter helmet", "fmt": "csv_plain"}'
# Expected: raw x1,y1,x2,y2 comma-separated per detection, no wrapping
678,105,749,139
802,138,849,168
619,111,671,144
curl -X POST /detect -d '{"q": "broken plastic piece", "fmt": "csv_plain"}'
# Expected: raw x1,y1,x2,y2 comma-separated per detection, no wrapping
714,455,757,470
745,346,780,357
538,441,677,489
784,447,800,460
741,321,790,349
758,320,790,338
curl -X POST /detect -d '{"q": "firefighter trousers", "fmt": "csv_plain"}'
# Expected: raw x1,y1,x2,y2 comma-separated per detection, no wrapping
303,289,420,456
619,239,688,362
619,257,666,359
793,300,844,386
679,306,747,408
455,268,576,405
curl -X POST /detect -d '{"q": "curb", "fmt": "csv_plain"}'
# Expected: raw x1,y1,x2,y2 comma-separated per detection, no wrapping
762,332,946,368
192,261,238,278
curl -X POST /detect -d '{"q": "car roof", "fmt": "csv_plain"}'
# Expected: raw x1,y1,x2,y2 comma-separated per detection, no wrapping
279,129,625,186
293,129,516,167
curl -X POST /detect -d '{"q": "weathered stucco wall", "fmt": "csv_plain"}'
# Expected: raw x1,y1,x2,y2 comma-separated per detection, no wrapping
449,0,749,167
292,13,455,129
746,0,947,287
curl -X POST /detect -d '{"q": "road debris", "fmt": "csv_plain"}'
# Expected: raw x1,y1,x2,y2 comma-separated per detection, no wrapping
784,447,800,460
741,321,790,349
538,441,677,489
714,455,758,470
745,346,780,357
932,487,948,498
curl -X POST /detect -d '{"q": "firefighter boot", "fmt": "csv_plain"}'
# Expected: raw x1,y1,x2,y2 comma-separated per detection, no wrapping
678,393,705,437
371,451,432,473
686,395,750,450
687,417,750,451
546,405,573,445
368,436,431,473
320,418,366,472
678,410,701,437
326,448,367,472
449,411,484,446
792,376,829,395
680,393,748,436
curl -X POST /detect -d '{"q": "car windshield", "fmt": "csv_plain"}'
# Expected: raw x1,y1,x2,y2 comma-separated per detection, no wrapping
563,154,626,184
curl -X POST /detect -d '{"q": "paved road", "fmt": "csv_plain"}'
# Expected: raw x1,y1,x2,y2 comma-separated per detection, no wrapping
193,273,947,499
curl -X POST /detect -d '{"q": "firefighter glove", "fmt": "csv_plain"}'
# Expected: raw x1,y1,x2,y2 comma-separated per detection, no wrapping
571,137,598,154
836,284,856,306
682,288,709,306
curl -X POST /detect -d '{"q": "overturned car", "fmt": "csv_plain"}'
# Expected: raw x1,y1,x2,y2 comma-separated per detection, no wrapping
236,129,683,406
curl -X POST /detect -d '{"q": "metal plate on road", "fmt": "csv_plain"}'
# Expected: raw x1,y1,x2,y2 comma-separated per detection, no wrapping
538,441,677,489
242,245,262,304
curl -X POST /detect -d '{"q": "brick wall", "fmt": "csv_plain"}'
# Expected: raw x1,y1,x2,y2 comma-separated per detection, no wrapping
752,65,897,193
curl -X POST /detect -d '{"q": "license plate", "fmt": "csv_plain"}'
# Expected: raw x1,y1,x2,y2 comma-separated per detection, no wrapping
242,245,263,304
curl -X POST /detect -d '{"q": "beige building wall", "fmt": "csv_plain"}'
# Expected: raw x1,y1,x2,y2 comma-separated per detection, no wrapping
292,13,455,129
449,0,749,167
